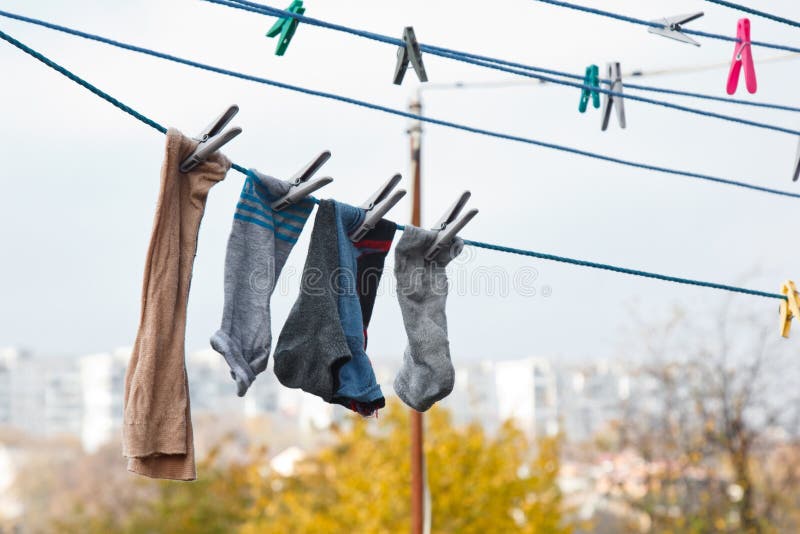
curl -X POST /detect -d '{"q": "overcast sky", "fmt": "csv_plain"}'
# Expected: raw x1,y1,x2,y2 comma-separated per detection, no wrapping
1,0,799,363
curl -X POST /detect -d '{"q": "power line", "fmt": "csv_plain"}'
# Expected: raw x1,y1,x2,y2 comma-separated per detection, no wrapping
425,46,800,136
203,0,800,128
419,54,800,115
704,0,800,29
0,25,786,303
2,9,798,200
219,0,800,112
429,47,800,112
627,53,800,80
532,0,800,54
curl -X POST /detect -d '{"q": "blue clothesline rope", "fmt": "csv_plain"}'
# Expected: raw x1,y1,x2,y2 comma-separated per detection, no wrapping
212,0,800,114
0,26,787,302
2,9,799,201
203,0,800,132
423,46,800,136
704,0,800,30
533,0,800,54
424,44,800,114
460,240,787,300
622,78,800,114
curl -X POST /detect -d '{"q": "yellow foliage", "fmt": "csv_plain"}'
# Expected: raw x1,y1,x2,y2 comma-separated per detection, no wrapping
243,401,571,534
52,401,571,533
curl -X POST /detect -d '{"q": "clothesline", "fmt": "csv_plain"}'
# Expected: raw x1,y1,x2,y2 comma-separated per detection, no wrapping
202,0,800,132
533,0,800,54
2,10,798,202
459,55,800,114
0,26,787,303
705,0,800,31
625,53,800,84
209,0,800,113
420,53,800,114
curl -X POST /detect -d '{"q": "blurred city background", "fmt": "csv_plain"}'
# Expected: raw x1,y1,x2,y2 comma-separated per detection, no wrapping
2,0,800,532
1,300,799,532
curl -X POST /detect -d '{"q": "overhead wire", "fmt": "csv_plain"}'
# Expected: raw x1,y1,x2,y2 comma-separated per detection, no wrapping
0,25,787,303
703,0,800,30
532,0,800,54
420,52,800,102
626,52,800,80
202,0,800,124
1,10,798,200
213,0,800,113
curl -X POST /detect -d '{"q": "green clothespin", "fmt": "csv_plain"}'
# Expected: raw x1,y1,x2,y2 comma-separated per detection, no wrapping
578,64,601,113
266,0,305,56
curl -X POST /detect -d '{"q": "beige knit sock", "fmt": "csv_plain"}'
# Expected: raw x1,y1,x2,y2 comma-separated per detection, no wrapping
122,128,230,481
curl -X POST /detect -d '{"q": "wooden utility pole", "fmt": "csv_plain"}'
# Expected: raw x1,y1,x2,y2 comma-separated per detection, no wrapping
408,97,424,534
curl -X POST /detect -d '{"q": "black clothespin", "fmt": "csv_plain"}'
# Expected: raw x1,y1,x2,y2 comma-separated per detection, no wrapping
648,12,705,47
350,174,406,242
180,105,242,173
271,151,333,211
424,191,478,262
601,62,626,131
393,27,428,85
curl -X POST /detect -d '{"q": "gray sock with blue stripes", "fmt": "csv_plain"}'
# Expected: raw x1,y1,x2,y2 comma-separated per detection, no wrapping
211,169,314,396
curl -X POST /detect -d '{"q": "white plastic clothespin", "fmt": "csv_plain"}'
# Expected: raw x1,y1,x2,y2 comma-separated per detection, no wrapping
648,12,705,47
350,174,406,242
424,191,478,262
180,105,242,173
271,151,333,211
601,62,626,131
393,27,428,85
792,139,799,182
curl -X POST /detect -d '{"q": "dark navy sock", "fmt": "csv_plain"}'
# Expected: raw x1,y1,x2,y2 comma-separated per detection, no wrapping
354,219,397,349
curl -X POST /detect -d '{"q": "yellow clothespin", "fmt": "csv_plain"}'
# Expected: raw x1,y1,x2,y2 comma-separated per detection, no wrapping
780,280,800,338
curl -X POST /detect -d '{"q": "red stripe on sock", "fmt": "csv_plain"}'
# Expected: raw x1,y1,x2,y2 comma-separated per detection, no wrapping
354,239,392,252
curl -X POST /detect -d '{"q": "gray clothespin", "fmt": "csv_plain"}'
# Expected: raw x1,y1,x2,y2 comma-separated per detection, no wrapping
793,139,800,182
180,105,242,173
393,27,428,85
424,191,478,262
601,62,626,131
350,174,406,242
271,151,333,211
648,12,705,47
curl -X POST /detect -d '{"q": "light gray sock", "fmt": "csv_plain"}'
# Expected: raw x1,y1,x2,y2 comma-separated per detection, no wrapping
393,225,464,412
210,169,314,397
273,200,353,403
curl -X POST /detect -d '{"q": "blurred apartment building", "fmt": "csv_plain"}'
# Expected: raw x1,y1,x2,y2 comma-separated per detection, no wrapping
441,357,632,442
440,358,560,438
0,347,635,451
78,348,129,452
558,360,632,442
0,346,338,452
0,347,82,438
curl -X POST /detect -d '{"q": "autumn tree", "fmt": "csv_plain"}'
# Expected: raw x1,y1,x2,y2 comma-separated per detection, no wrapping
243,401,572,533
607,302,800,533
38,401,571,533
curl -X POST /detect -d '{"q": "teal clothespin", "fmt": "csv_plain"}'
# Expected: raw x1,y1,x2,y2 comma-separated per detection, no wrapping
578,64,601,113
266,0,305,56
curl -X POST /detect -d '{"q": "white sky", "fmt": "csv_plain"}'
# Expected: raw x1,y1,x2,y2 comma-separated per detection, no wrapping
1,0,799,362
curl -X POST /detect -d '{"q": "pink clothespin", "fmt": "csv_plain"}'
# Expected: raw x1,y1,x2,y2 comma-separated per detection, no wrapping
726,18,757,95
